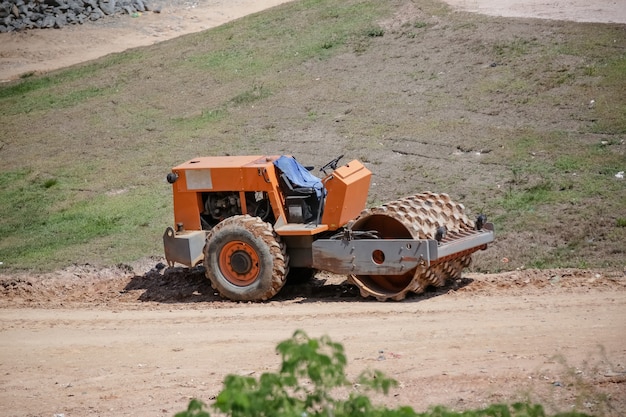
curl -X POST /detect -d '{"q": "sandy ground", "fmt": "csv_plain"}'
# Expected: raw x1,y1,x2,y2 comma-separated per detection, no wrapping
1,0,625,82
1,2,625,416
1,266,625,416
0,0,294,81
443,0,626,24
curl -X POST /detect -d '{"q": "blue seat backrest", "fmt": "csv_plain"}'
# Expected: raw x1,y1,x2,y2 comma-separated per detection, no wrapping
273,156,324,198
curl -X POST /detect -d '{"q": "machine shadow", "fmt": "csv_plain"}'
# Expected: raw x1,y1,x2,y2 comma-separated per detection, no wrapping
123,265,474,304
123,265,220,303
278,275,475,303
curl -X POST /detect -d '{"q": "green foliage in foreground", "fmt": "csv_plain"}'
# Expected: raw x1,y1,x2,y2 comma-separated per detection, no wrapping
175,331,592,417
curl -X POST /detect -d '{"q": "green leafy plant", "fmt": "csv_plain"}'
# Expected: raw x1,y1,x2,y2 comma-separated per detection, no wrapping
175,331,593,417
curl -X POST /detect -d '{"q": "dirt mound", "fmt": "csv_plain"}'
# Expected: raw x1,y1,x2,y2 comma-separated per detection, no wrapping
456,268,626,295
1,261,623,308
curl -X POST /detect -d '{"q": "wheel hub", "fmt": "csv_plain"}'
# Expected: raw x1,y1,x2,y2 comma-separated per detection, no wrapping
230,251,252,274
218,240,261,286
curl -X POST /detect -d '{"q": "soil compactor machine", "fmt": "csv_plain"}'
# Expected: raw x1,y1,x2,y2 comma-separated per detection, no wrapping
163,155,494,301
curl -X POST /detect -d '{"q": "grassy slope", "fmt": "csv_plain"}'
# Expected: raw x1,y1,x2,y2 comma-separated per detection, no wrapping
0,0,624,272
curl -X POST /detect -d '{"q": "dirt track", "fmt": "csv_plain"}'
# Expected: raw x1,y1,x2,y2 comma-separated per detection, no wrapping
0,0,294,81
1,266,625,416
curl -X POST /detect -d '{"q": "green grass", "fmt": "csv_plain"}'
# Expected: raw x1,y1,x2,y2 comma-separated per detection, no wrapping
0,168,167,270
0,50,142,100
0,51,146,116
173,108,227,129
2,86,114,115
491,140,625,213
492,37,538,58
230,83,273,105
181,0,389,78
589,55,626,134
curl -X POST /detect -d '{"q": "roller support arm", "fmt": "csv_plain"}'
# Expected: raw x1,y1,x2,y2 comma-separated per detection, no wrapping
311,223,494,275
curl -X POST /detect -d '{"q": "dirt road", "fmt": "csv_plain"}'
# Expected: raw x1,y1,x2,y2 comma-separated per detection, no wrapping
443,0,626,24
0,0,294,81
1,267,625,416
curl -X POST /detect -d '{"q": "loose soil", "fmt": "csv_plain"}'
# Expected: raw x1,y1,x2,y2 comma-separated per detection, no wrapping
1,1,625,417
1,264,625,416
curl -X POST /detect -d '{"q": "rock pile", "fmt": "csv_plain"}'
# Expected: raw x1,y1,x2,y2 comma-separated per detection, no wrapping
0,0,159,32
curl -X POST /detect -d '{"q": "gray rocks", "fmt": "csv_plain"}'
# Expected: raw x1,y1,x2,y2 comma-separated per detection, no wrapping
0,0,155,32
98,0,116,15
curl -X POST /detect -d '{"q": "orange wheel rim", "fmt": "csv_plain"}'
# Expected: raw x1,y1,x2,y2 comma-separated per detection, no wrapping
218,240,260,286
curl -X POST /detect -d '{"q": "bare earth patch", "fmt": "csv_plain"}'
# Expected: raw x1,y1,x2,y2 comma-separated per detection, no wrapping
0,0,294,81
1,1,625,416
443,0,626,24
1,264,625,416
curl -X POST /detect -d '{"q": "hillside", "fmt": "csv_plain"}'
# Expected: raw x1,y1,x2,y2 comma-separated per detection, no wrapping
1,0,624,274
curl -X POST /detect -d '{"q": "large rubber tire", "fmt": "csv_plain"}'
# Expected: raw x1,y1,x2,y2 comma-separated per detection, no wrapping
203,215,289,301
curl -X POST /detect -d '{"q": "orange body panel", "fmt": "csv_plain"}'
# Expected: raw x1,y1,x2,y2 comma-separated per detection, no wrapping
321,160,372,230
170,155,286,231
168,155,372,235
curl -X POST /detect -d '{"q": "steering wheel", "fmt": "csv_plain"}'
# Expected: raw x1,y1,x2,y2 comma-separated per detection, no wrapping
320,154,344,175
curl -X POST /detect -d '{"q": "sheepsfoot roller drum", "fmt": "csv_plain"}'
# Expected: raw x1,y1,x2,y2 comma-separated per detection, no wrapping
313,192,493,301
